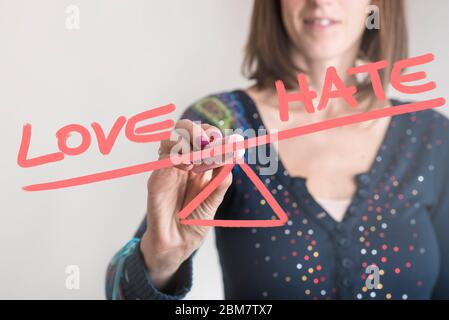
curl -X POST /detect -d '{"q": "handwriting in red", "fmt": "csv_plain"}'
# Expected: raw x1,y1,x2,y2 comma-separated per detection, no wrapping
18,53,446,227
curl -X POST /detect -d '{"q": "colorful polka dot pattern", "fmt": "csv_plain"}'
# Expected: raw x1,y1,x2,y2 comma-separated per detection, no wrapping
213,91,449,300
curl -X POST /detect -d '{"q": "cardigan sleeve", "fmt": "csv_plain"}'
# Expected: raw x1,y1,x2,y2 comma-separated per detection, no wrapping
105,95,237,300
105,219,195,300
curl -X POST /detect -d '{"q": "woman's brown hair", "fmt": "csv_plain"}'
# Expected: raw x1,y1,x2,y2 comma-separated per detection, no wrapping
242,0,409,97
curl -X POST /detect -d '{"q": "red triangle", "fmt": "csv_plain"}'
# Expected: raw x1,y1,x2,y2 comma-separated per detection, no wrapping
178,160,289,227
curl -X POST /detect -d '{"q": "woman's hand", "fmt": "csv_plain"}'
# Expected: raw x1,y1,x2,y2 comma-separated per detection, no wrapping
140,119,238,290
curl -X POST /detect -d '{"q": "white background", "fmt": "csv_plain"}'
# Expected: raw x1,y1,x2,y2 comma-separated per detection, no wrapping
0,0,447,299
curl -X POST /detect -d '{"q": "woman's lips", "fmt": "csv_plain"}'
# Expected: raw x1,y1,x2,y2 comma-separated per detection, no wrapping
304,17,340,30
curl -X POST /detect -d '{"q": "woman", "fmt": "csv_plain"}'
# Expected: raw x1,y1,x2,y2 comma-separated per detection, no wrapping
106,0,449,300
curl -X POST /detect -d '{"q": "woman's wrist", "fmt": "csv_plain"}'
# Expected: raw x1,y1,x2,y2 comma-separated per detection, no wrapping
140,231,184,290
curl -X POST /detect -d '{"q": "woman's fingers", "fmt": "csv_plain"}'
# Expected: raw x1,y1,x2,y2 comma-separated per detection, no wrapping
191,134,245,173
190,124,223,171
201,123,223,144
158,132,192,170
158,119,245,173
175,119,210,151
159,119,210,170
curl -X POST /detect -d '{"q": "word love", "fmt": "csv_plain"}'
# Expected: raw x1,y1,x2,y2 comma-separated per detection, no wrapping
276,53,436,121
18,104,176,168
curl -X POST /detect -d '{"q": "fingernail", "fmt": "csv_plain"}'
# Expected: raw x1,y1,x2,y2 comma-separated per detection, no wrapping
209,132,220,143
196,136,210,150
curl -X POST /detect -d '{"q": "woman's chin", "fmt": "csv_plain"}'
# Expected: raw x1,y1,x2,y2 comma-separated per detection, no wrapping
300,48,345,62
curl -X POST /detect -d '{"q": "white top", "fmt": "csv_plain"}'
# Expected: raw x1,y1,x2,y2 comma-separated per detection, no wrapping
314,197,352,223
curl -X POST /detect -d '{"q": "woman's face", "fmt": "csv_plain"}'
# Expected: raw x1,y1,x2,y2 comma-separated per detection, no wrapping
281,0,372,62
